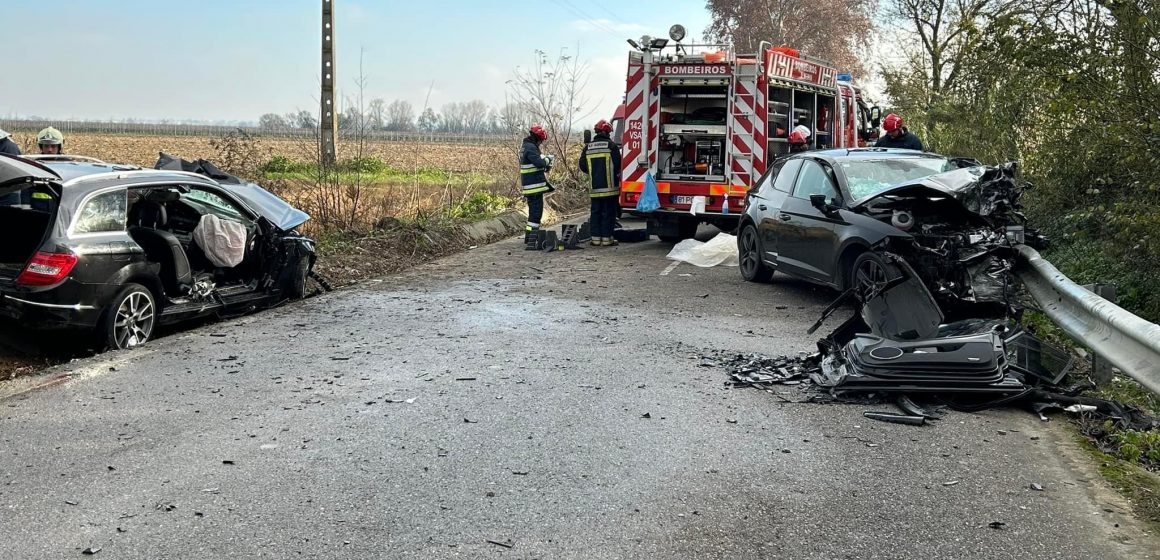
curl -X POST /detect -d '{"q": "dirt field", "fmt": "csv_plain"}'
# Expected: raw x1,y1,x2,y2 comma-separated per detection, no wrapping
9,131,513,174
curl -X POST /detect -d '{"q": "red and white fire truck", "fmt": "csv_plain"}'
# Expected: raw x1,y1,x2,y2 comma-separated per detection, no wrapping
611,28,882,241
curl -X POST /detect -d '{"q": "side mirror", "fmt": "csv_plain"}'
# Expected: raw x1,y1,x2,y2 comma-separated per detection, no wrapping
583,130,592,144
810,194,841,215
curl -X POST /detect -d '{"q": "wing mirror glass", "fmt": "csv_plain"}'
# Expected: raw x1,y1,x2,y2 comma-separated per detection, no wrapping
810,194,841,215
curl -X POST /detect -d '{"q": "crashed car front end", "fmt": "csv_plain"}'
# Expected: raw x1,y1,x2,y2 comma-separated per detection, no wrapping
853,162,1047,320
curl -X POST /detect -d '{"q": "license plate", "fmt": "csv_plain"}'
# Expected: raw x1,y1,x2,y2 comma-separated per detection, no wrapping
671,195,696,205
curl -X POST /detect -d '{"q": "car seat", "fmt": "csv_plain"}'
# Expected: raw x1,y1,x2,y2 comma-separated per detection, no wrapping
128,199,193,295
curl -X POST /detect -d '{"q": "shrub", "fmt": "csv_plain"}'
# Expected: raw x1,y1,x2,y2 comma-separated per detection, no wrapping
450,191,511,222
261,155,312,174
340,156,389,175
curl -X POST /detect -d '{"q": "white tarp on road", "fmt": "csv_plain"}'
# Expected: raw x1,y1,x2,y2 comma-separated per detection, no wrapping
666,233,739,268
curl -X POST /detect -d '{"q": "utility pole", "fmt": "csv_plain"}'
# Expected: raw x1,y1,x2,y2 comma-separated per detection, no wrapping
320,0,337,166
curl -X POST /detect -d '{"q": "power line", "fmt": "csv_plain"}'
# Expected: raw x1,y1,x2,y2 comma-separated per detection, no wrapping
547,0,623,39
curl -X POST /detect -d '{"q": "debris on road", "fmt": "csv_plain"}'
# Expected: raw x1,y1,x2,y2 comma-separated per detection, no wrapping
864,411,926,426
989,521,1007,530
1031,483,1045,491
943,480,961,487
82,546,101,555
641,413,652,419
486,539,515,549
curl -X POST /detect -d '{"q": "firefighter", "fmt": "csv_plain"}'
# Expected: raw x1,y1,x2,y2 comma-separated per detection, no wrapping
520,124,553,242
36,127,65,154
579,119,622,246
788,129,809,153
0,128,19,156
874,113,924,151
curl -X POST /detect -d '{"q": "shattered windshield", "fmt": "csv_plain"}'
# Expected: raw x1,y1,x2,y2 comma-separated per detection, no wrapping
839,157,960,200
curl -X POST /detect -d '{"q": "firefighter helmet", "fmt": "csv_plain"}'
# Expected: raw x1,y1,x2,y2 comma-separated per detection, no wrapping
883,113,904,133
529,124,548,141
37,127,64,146
594,119,613,134
788,130,808,145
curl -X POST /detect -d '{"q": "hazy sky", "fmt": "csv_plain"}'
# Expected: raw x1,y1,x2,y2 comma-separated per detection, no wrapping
2,0,710,123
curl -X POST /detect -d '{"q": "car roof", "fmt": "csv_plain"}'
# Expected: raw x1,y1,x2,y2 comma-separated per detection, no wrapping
42,161,142,183
798,148,947,163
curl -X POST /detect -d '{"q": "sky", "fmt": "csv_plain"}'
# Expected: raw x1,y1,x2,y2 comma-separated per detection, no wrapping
2,0,710,124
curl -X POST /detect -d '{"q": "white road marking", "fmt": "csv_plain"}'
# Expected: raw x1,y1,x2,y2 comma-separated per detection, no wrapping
660,261,681,276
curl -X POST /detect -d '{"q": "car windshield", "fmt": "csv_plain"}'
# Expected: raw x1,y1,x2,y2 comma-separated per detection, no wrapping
838,157,960,200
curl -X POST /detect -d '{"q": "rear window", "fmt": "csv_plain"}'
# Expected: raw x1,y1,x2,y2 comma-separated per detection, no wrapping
838,157,960,200
73,190,127,234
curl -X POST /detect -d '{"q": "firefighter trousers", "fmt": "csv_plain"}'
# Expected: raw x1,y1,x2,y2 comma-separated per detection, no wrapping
525,193,544,231
589,196,618,239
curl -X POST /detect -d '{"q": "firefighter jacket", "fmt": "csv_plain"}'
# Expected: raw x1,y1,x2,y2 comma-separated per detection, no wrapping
874,129,924,151
519,139,551,196
578,133,622,198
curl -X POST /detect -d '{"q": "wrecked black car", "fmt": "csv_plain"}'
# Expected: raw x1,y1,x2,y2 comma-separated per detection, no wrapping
738,148,1045,320
0,152,315,350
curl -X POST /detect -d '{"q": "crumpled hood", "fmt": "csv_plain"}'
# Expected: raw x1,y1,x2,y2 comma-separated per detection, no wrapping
852,162,1026,221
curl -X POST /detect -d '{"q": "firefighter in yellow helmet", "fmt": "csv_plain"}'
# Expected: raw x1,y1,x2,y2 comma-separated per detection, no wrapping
37,127,65,155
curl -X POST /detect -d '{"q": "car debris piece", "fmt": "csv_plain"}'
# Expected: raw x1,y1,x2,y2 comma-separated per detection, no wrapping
864,411,926,426
82,546,102,555
486,539,515,549
988,521,1006,529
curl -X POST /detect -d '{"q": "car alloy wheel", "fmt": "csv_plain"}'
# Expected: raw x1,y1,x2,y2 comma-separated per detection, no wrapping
112,286,155,349
854,254,892,298
739,225,773,283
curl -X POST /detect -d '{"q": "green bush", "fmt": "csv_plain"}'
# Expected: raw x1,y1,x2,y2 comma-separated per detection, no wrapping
261,155,312,174
450,191,511,222
340,157,389,175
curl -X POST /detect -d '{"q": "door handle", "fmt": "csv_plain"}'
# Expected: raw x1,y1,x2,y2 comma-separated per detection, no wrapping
758,204,768,211
779,213,792,221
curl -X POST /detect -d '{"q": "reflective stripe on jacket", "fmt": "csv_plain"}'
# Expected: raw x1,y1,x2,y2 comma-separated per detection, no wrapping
578,133,622,198
520,139,550,195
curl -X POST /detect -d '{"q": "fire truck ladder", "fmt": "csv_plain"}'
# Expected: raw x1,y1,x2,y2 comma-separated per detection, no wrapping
728,56,762,188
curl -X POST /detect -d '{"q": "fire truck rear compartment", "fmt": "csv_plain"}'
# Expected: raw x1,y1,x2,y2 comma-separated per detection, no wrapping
658,83,729,182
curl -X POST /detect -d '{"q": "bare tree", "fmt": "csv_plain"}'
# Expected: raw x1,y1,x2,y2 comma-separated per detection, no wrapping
366,98,387,130
461,100,490,134
258,113,288,130
506,47,595,186
385,100,415,131
704,0,875,75
417,108,439,132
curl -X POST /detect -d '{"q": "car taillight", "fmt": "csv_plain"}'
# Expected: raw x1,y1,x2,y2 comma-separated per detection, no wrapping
17,252,78,287
625,193,640,204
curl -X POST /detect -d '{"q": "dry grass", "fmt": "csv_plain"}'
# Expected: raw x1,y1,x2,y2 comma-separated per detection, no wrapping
15,131,513,174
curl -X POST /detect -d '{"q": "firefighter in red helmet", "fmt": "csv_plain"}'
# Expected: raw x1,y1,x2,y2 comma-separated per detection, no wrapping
874,113,924,151
520,124,553,243
788,129,810,153
578,119,622,246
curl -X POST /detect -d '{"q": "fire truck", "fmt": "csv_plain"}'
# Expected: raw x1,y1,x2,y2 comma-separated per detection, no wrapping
611,26,882,242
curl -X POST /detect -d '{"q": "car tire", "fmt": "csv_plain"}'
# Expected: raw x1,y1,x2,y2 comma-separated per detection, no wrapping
100,283,157,350
738,224,774,283
288,258,310,300
850,252,901,298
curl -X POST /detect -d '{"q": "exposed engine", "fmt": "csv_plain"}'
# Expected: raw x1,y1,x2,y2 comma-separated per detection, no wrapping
858,162,1046,320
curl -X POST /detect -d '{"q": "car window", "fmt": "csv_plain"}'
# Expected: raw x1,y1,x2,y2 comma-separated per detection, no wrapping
185,188,248,222
752,161,783,195
773,159,803,192
73,190,127,234
792,160,839,201
838,156,961,200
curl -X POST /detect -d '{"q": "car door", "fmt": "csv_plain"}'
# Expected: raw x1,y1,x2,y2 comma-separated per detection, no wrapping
770,159,848,285
754,158,802,266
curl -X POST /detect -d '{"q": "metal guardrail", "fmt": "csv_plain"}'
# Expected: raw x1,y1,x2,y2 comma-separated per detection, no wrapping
1015,244,1160,394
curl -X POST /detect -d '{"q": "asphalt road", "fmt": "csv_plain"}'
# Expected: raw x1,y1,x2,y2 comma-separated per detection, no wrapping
1,221,1154,559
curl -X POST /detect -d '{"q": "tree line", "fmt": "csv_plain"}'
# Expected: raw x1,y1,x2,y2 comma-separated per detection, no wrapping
259,99,537,135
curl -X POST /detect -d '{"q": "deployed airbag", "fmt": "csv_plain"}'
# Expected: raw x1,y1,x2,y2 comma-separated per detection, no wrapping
193,214,247,268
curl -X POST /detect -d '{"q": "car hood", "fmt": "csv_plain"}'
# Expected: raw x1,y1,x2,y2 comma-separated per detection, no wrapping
851,162,1024,220
0,153,61,193
220,182,311,231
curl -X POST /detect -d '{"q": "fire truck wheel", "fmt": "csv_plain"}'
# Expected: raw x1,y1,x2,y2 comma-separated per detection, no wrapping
739,224,774,283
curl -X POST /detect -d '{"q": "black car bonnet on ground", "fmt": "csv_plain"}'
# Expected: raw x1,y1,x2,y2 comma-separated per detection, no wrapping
155,153,310,231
